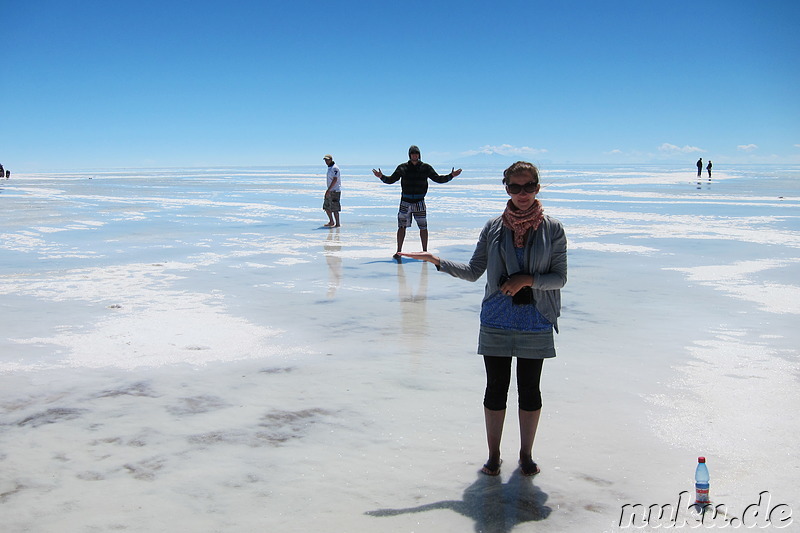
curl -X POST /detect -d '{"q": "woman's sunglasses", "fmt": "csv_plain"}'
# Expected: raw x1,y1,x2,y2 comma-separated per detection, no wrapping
505,182,538,194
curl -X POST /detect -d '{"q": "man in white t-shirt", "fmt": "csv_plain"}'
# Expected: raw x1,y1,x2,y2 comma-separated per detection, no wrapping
323,154,341,227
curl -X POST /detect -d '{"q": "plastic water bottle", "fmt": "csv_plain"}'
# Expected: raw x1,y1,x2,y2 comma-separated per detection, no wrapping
695,456,710,504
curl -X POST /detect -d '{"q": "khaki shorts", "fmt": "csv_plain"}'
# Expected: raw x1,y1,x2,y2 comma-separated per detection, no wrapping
323,191,341,212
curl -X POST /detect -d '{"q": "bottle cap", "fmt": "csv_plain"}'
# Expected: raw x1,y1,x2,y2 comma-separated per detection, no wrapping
698,457,706,463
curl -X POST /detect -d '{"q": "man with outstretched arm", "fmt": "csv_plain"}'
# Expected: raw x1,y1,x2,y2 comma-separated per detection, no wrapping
372,145,462,262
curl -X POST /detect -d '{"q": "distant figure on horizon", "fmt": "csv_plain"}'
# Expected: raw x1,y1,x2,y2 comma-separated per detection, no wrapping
372,145,462,261
706,160,712,179
696,158,703,177
322,154,341,227
0,163,4,179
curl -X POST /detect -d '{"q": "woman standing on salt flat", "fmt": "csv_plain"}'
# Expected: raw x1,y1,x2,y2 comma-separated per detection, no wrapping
401,161,567,477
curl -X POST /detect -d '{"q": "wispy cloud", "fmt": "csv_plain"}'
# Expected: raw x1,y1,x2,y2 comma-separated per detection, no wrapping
462,144,547,156
605,149,623,155
793,144,800,149
737,144,759,152
658,143,705,154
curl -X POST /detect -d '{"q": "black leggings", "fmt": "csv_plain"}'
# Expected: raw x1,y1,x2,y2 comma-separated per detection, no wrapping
483,356,543,412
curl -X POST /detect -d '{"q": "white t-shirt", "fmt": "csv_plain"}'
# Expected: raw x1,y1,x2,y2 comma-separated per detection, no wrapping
327,164,341,192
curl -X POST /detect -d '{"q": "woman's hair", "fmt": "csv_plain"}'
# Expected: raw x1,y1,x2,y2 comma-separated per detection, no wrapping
502,161,539,184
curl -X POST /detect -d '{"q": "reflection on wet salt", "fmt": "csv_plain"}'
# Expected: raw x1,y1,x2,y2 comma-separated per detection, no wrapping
324,228,342,299
397,261,430,363
665,259,800,314
1,166,798,532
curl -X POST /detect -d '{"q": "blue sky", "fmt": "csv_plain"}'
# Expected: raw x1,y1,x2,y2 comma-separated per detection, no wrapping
1,0,798,170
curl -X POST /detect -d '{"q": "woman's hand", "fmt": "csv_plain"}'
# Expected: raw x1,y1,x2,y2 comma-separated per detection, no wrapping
398,251,440,267
499,273,534,296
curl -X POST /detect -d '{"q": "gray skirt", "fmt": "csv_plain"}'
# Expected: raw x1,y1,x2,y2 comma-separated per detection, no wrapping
478,325,556,359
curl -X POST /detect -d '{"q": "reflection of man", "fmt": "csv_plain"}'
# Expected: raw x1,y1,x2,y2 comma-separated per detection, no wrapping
397,261,429,364
696,158,703,177
372,145,462,261
324,229,342,299
323,154,341,227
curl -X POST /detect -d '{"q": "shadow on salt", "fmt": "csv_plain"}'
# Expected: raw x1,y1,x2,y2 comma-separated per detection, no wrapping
367,470,551,532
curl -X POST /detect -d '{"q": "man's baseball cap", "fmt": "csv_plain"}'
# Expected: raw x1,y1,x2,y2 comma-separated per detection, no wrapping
323,154,333,160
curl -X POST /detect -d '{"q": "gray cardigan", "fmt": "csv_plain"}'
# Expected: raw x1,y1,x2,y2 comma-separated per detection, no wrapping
438,215,567,332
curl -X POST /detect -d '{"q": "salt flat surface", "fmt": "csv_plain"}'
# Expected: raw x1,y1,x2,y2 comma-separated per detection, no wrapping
1,165,798,532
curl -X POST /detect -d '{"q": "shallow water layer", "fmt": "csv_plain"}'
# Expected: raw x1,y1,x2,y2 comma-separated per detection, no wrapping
1,165,798,532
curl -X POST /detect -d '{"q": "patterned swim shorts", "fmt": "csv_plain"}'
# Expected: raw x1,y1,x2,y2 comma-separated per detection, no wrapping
397,199,426,229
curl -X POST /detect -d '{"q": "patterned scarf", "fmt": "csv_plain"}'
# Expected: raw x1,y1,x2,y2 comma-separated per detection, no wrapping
501,199,544,247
